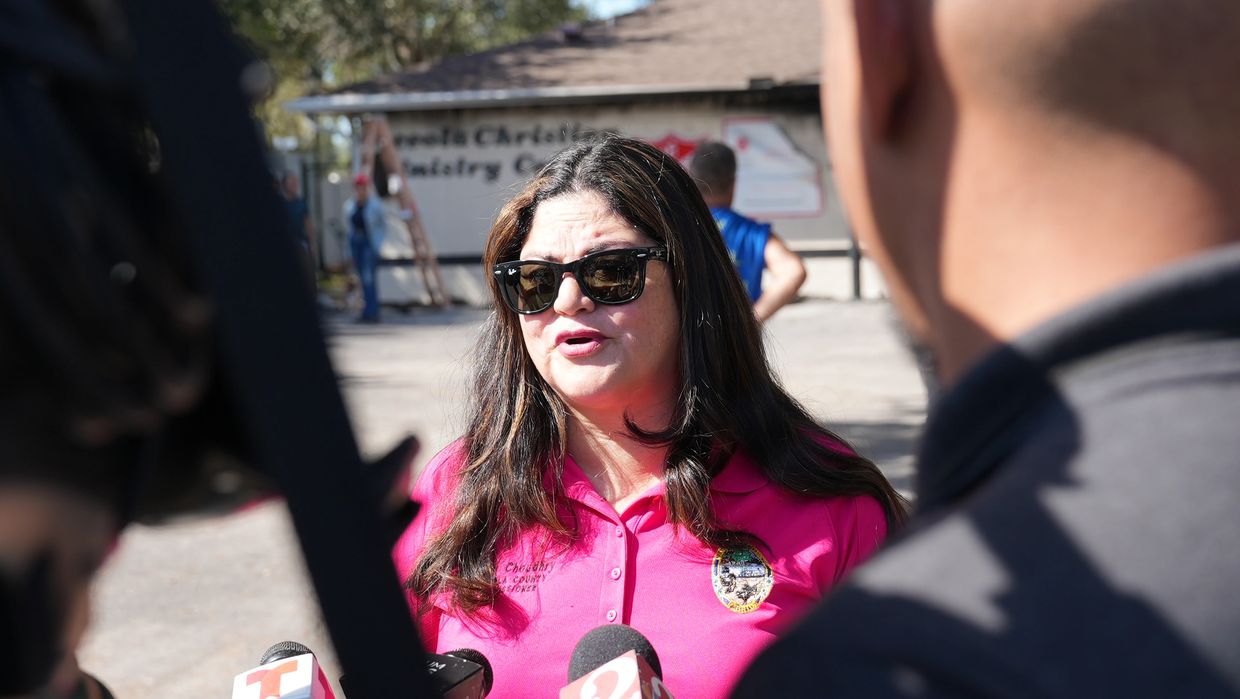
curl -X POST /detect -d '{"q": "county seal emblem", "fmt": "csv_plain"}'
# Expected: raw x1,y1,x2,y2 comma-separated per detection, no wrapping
711,544,774,613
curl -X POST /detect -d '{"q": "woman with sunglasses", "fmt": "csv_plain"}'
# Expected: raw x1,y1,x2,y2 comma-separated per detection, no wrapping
394,134,907,697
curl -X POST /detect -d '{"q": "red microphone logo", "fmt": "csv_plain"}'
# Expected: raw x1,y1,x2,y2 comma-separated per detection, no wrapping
243,660,298,699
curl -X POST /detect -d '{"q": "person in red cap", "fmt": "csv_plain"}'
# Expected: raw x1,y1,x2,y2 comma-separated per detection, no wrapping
343,171,387,322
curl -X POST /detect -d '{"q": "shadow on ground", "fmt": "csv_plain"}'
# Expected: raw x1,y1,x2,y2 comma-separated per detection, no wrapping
322,306,490,335
822,414,925,495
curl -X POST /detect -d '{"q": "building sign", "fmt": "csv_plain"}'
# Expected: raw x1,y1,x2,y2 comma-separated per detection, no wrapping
381,112,833,262
391,121,613,186
390,122,709,185
724,118,823,218
385,117,624,256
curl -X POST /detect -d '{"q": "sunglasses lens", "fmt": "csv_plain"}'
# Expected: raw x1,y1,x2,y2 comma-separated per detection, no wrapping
503,263,557,312
581,252,643,303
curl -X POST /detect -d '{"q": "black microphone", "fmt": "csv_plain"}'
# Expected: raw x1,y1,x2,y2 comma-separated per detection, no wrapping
340,648,492,698
562,625,674,698
442,649,493,697
261,640,314,666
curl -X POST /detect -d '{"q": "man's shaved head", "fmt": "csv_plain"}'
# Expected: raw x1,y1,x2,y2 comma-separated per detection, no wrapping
950,0,1240,164
821,0,1240,382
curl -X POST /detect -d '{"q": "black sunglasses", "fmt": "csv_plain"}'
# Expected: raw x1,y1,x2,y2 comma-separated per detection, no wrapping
493,246,669,314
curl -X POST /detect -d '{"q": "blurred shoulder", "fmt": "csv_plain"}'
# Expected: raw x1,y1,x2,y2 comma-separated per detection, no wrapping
732,509,998,697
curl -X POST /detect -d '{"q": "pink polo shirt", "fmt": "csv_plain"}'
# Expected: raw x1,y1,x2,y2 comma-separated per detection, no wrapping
392,440,887,698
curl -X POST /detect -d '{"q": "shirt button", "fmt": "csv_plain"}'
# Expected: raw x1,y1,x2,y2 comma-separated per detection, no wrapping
610,567,622,580
606,609,617,622
615,526,624,537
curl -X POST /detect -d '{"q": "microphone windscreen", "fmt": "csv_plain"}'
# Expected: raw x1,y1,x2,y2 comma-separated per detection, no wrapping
445,648,494,695
567,624,662,683
260,640,314,666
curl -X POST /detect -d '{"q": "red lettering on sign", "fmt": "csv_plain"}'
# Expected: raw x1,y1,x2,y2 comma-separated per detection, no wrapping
651,134,699,167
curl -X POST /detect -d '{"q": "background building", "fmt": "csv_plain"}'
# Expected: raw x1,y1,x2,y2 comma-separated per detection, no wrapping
287,0,884,305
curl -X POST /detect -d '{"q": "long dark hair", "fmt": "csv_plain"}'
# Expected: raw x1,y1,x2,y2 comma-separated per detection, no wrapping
409,134,908,614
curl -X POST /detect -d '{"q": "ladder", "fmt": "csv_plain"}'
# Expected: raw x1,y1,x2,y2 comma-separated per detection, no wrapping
358,115,451,308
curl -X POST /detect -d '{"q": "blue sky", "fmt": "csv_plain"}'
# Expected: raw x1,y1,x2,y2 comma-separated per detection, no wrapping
578,0,650,19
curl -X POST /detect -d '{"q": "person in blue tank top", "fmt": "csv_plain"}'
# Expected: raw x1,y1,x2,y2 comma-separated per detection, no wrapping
690,141,807,322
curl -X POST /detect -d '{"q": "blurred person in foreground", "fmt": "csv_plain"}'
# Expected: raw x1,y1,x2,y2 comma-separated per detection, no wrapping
689,142,807,322
0,1,318,696
735,0,1240,696
0,40,215,695
393,134,907,697
0,70,225,699
343,172,387,323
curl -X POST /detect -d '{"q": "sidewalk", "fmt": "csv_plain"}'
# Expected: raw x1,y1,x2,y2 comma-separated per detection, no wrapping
77,298,927,698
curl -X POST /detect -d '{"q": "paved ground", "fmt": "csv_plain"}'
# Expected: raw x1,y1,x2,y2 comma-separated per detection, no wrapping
76,298,927,697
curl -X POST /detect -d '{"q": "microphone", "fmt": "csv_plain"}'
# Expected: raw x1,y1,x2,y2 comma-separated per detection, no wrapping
561,625,676,699
340,648,492,698
439,649,493,698
232,641,336,699
424,648,493,699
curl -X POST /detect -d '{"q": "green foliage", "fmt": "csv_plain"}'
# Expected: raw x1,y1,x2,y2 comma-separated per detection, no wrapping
216,0,587,142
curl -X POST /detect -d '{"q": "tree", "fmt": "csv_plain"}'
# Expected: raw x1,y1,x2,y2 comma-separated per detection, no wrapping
217,0,587,142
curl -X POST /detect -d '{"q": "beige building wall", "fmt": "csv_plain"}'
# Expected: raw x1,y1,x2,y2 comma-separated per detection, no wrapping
337,98,879,305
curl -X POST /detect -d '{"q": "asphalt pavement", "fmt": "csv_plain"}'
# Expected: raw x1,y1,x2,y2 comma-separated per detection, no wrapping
76,298,927,698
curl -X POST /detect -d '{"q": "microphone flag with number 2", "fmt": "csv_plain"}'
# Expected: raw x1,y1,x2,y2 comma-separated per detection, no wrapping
560,650,675,699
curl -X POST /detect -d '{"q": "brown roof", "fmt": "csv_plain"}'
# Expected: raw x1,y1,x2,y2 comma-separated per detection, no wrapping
288,0,820,112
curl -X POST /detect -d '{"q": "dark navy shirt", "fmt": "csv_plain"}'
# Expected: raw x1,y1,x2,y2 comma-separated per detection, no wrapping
349,201,367,239
735,243,1240,697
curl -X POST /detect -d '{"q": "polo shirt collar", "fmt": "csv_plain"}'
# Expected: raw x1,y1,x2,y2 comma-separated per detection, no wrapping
918,242,1240,514
557,453,620,504
550,448,771,508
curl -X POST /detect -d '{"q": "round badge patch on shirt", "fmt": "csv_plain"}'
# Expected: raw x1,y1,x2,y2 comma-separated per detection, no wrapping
711,544,774,613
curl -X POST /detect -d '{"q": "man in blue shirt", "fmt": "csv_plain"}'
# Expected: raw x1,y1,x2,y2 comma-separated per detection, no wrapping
690,142,806,322
343,172,387,323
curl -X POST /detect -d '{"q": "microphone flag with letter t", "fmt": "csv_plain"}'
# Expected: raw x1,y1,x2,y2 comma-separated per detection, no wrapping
232,642,336,699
